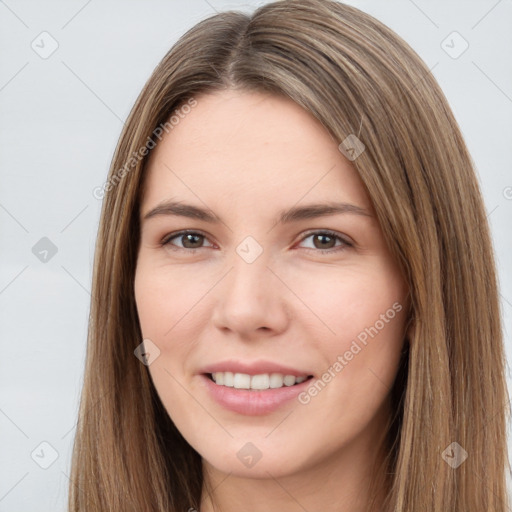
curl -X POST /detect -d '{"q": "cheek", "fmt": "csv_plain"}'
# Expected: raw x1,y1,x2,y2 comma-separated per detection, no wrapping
298,262,406,346
133,265,198,406
298,264,407,403
134,265,204,435
134,262,208,341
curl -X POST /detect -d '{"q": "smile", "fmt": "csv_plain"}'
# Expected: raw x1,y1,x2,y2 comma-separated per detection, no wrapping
201,372,314,416
209,372,310,390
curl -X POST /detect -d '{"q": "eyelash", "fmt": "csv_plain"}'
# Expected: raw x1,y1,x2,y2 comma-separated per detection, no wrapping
160,229,353,255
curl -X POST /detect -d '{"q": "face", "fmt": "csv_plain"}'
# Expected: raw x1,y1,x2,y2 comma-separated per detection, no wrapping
134,89,409,480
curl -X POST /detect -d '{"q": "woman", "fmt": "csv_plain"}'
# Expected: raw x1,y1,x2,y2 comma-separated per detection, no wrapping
68,1,510,510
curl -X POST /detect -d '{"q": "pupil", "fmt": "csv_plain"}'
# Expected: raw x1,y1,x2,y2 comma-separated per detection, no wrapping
316,234,334,248
184,234,201,248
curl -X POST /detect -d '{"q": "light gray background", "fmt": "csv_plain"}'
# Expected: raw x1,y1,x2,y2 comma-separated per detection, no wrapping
1,0,511,510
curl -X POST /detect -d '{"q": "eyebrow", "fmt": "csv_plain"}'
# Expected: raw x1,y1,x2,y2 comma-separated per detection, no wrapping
142,200,372,225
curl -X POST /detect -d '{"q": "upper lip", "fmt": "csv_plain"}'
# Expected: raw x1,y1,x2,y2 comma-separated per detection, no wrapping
199,360,312,378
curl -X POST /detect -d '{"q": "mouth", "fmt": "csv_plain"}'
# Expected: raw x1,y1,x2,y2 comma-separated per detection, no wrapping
200,371,314,415
205,372,314,390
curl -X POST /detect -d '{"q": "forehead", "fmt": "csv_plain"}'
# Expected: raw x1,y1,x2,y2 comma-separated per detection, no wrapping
141,89,370,213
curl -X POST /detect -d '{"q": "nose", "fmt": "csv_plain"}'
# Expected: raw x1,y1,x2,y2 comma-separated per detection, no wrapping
211,251,290,339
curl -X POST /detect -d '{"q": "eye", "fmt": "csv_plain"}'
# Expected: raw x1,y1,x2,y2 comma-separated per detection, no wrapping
297,230,353,254
160,229,352,254
161,230,214,252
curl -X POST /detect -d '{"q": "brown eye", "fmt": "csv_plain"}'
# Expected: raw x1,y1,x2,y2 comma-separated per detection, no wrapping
180,233,204,249
298,230,352,254
162,231,213,251
312,233,336,249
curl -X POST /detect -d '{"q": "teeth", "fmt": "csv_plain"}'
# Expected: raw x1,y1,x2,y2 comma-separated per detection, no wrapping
269,373,284,388
211,372,309,390
251,374,270,390
233,373,251,389
224,372,234,387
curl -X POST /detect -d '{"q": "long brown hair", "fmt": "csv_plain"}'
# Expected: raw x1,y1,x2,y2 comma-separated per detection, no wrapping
68,1,510,510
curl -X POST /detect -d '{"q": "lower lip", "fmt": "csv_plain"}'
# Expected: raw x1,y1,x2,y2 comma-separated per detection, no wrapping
199,374,313,416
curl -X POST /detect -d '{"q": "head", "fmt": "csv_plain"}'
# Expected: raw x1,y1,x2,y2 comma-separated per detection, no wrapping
69,1,510,511
134,87,410,505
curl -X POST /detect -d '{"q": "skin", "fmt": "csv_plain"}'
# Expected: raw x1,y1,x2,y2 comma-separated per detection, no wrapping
134,89,409,512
